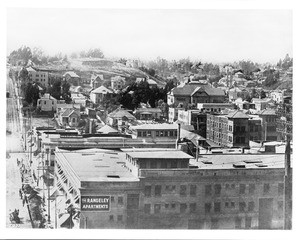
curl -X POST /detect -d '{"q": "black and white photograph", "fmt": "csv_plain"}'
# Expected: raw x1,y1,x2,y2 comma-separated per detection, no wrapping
1,0,298,239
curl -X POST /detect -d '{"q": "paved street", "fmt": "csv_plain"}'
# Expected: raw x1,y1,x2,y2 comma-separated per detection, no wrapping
6,72,32,228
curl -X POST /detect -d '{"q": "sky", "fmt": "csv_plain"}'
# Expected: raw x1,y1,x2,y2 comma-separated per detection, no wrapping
7,8,292,64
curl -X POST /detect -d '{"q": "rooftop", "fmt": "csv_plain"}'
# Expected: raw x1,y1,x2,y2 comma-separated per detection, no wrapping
63,71,80,78
108,109,136,120
123,149,192,160
131,123,178,130
227,110,249,119
91,85,113,94
56,148,139,182
190,153,290,170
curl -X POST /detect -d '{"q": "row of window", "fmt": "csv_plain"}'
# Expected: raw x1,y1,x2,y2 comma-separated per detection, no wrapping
140,160,188,169
145,185,197,197
145,183,283,197
205,201,255,214
205,183,284,196
109,215,123,222
144,202,197,214
137,130,177,138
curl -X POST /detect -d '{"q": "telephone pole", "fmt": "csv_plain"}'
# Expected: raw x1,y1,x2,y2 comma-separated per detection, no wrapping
276,97,292,229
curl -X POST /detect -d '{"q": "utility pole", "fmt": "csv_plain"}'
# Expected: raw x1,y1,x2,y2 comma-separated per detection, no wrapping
46,149,51,224
276,99,292,229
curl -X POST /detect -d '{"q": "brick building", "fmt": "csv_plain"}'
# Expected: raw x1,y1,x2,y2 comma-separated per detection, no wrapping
53,148,288,229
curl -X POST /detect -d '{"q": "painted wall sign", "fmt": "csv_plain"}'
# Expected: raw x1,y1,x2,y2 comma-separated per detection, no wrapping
81,196,110,211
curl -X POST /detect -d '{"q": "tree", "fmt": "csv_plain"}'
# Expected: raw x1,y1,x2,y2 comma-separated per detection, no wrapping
9,46,32,65
48,79,61,100
61,81,72,103
238,60,257,77
24,83,40,106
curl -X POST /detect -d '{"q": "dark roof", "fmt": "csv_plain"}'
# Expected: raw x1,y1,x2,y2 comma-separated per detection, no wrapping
172,85,225,97
61,109,79,117
227,110,249,119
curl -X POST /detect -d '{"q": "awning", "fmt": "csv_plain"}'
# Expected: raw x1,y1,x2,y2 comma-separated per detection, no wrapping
205,139,220,148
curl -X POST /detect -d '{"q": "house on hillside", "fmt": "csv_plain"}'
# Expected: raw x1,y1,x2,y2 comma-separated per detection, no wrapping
71,93,87,107
111,76,126,91
37,93,57,112
63,71,80,86
257,109,278,141
90,73,104,89
90,86,113,104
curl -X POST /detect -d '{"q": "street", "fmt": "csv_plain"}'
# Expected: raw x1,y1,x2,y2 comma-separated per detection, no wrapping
6,71,32,228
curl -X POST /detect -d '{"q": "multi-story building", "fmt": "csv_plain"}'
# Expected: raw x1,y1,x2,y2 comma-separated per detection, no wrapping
63,71,80,86
90,86,113,104
53,148,289,229
37,94,57,112
257,109,278,141
130,124,178,140
90,73,104,89
167,84,226,108
27,66,49,88
206,110,250,148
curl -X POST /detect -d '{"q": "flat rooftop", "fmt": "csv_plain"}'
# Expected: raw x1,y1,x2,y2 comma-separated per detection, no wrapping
190,153,291,170
124,149,192,160
56,148,139,182
131,123,178,130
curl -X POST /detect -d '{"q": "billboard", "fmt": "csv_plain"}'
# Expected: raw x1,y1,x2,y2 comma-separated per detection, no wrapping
81,196,110,211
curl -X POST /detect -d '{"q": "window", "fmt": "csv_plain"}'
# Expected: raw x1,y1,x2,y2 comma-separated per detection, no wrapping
118,196,123,205
180,185,187,196
111,196,115,203
231,184,235,189
140,161,146,168
205,203,211,214
190,185,196,196
154,185,162,197
205,185,212,196
145,186,151,197
44,101,46,105
180,161,187,168
231,202,235,208
235,217,242,229
142,131,146,137
278,183,284,195
225,202,229,208
236,126,240,132
214,184,221,195
72,118,76,123
241,126,245,132
171,160,177,168
156,131,159,137
225,184,230,189
249,184,255,194
229,125,233,132
214,202,221,213
229,136,233,142
180,203,187,213
164,131,168,137
171,203,176,209
147,131,151,137
239,184,246,194
263,183,270,194
248,201,255,212
245,217,252,229
144,204,151,214
170,131,173,137
165,203,169,209
154,204,161,214
138,132,142,137
109,215,114,221
190,203,196,213
161,161,167,168
117,215,123,222
239,202,246,212
150,161,157,169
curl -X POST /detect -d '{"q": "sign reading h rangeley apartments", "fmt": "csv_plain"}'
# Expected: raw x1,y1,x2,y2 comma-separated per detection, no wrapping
81,196,110,211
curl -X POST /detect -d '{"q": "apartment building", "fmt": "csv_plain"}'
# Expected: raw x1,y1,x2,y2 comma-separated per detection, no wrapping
53,148,288,229
27,66,49,87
